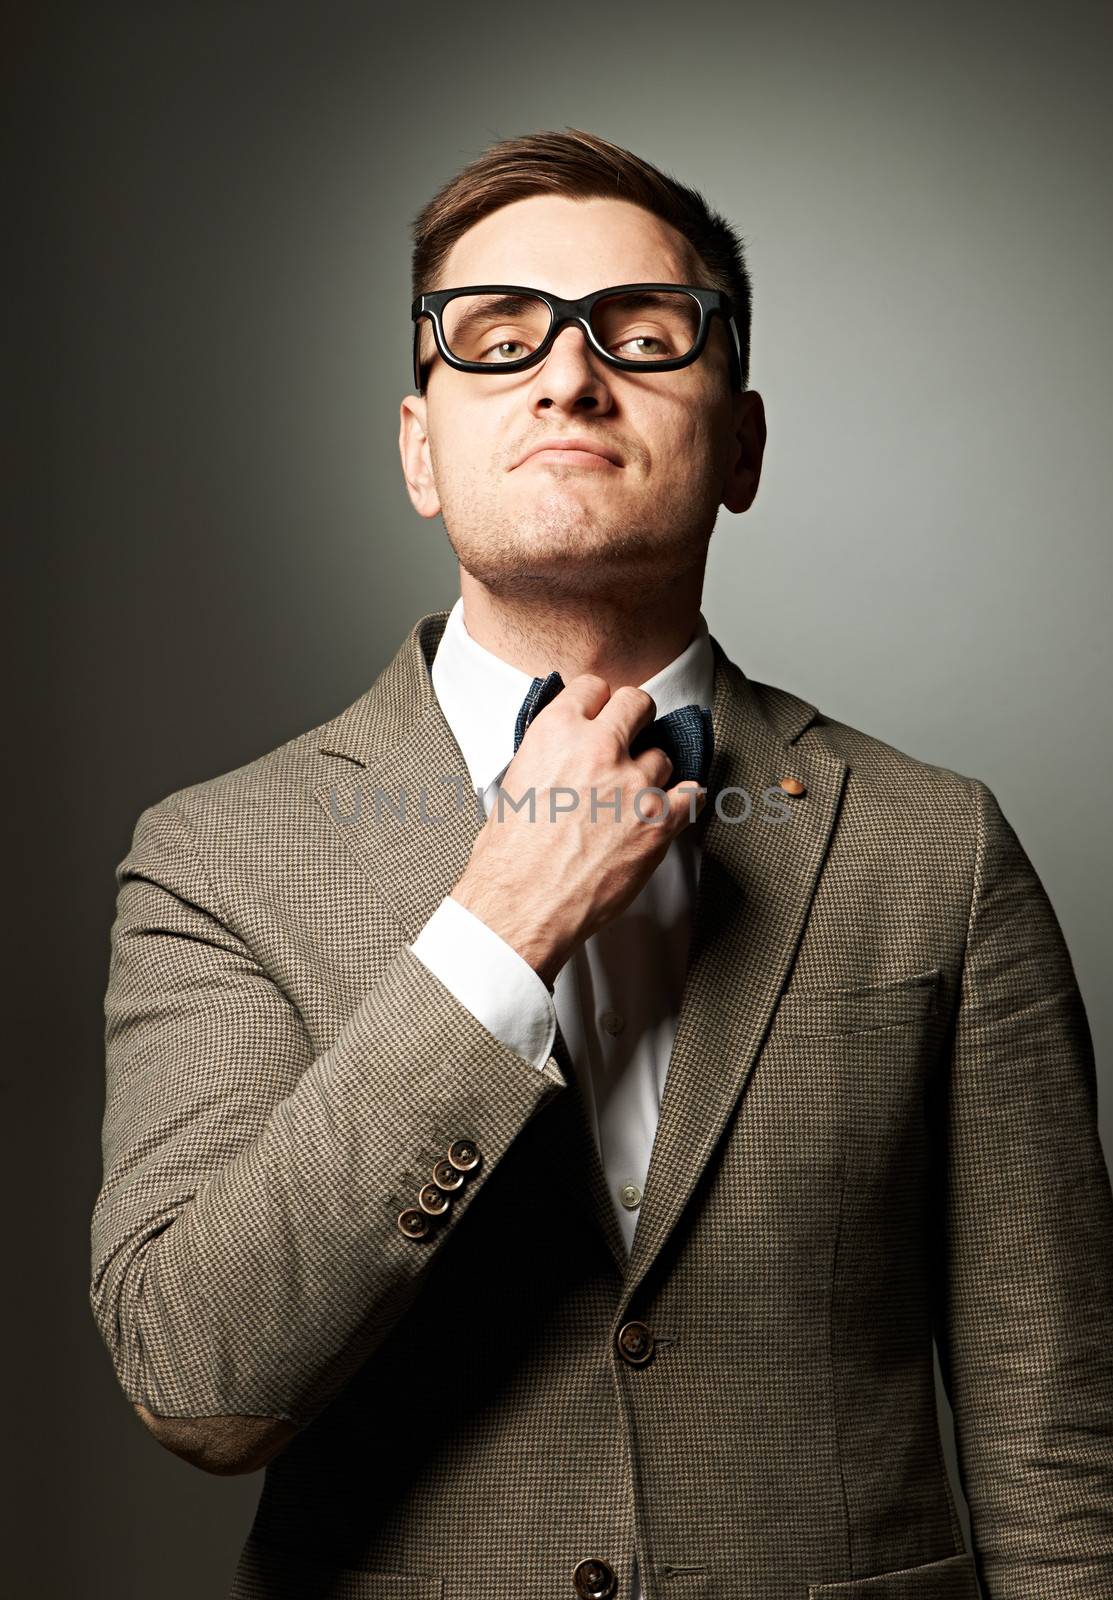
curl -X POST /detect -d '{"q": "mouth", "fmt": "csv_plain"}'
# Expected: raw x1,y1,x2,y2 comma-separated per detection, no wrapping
520,448,620,469
514,436,624,470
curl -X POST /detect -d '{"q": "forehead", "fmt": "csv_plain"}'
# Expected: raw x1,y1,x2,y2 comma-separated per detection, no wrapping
437,193,703,296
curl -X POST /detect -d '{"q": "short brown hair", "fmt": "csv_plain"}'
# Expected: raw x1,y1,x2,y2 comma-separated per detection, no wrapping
409,126,753,391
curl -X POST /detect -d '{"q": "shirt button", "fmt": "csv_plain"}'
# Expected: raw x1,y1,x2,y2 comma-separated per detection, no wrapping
572,1557,617,1599
619,1184,642,1209
600,1009,624,1036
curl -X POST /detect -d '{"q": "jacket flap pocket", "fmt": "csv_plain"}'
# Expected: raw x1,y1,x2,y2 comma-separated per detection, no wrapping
808,1549,979,1599
772,969,941,1037
231,1536,444,1599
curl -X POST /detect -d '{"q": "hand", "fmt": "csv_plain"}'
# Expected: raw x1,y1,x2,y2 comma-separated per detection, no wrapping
451,674,707,988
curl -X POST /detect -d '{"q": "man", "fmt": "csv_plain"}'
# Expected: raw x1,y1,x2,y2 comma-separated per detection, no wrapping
91,128,1113,1599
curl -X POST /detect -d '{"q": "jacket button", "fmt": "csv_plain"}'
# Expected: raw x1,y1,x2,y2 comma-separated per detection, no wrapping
447,1138,481,1172
572,1557,616,1598
432,1158,465,1192
778,775,806,797
417,1182,450,1216
397,1207,432,1239
616,1320,655,1365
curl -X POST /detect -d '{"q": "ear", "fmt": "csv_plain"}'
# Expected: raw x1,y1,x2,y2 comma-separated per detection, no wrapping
721,389,767,515
399,393,442,519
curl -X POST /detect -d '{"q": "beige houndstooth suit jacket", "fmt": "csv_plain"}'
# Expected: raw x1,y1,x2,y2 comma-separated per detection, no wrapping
90,608,1113,1600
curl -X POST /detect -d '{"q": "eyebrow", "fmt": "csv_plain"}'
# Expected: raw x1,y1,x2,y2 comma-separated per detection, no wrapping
597,291,687,312
446,287,692,341
447,293,542,343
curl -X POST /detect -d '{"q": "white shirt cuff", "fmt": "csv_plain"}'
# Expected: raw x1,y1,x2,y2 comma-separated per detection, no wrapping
408,894,557,1070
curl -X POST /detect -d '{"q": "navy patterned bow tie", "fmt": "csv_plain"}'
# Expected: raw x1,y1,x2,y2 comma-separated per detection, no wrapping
513,671,714,789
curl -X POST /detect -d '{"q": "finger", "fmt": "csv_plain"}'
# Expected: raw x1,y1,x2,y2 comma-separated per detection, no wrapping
594,683,657,751
518,672,610,749
630,747,673,790
552,672,612,719
666,782,708,830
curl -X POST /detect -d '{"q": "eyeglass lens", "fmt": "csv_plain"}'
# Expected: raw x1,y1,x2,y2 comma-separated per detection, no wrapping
439,290,702,366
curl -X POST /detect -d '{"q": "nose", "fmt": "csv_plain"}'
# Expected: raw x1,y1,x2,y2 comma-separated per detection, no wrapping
529,321,613,411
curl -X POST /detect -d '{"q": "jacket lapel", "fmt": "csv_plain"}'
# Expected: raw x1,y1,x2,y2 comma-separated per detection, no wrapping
311,611,486,944
618,639,848,1308
310,611,848,1295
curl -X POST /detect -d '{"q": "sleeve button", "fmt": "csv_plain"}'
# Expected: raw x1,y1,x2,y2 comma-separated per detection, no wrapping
433,1158,465,1191
397,1207,432,1239
447,1138,481,1172
418,1182,450,1215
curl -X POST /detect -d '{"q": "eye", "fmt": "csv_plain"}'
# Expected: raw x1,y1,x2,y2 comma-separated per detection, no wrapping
613,333,671,357
477,337,534,363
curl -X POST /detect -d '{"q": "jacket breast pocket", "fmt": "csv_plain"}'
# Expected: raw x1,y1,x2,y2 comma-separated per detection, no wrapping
770,968,941,1038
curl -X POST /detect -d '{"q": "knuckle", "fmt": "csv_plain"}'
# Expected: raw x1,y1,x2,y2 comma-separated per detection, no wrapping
614,684,654,712
589,715,621,747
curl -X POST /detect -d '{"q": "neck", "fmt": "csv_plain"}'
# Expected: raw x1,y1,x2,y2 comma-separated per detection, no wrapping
457,566,705,690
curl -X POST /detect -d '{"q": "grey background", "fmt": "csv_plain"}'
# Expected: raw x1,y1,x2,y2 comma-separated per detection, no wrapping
9,1,1112,1594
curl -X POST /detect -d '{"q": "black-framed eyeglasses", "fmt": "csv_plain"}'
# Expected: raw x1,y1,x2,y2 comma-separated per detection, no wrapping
410,283,743,395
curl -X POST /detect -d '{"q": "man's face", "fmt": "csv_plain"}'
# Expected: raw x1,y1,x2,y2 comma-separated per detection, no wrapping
399,193,764,603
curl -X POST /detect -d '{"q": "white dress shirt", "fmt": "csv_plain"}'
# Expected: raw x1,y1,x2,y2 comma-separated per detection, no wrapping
408,595,715,1600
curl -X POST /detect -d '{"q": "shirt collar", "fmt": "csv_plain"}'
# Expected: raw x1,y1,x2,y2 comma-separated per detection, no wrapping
431,594,715,799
